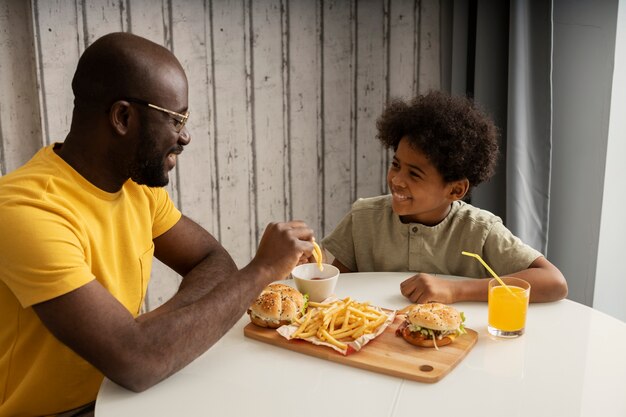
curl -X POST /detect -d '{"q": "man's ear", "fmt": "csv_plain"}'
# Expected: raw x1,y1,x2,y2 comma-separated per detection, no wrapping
449,178,469,201
109,101,132,135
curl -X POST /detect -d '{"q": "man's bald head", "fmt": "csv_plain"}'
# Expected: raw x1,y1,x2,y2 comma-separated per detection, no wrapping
72,32,186,108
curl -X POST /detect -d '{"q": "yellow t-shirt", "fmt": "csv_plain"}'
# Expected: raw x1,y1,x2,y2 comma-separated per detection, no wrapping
0,144,182,416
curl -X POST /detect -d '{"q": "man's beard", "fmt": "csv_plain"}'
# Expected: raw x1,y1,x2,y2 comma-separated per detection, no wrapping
129,129,170,187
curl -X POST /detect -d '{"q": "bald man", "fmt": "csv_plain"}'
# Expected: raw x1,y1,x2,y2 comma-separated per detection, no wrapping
0,32,314,416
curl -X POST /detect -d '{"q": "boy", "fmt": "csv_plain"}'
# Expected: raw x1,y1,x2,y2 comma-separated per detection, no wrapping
322,91,567,304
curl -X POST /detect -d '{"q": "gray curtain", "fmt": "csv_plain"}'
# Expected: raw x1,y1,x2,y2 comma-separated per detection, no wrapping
463,0,553,255
506,0,553,254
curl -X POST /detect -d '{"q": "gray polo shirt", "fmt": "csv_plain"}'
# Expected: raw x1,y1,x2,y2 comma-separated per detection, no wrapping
322,195,542,277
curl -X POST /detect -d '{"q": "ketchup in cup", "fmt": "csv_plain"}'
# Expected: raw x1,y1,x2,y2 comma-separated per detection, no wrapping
291,263,340,302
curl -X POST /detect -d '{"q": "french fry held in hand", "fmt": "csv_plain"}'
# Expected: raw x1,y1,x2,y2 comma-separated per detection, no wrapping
311,238,324,271
290,297,388,350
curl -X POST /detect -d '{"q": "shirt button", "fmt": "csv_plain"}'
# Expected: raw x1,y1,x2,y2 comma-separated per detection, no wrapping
412,226,418,233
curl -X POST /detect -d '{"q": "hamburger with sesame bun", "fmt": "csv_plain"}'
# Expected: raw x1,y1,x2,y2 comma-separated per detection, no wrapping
248,283,307,328
396,303,466,349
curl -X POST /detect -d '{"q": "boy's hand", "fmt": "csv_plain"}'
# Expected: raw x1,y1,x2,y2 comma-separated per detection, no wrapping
400,273,456,304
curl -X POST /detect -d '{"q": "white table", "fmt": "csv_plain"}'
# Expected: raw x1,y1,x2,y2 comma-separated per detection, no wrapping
96,272,626,417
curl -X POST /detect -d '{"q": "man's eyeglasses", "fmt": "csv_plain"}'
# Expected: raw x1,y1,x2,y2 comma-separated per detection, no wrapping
124,97,189,132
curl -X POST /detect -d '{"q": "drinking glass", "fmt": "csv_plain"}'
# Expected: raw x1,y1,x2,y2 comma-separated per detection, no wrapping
488,277,530,337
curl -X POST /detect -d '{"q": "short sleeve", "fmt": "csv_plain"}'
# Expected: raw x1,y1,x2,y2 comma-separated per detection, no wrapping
150,187,182,238
321,210,358,271
0,202,94,307
483,222,543,275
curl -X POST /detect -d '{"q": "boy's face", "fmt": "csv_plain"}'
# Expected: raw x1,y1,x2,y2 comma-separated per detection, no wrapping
387,137,463,225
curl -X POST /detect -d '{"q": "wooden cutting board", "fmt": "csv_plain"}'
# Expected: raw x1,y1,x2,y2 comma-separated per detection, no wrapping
243,315,478,383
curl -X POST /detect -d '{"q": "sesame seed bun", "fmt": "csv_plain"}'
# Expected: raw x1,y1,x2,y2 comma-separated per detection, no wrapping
406,302,462,331
248,283,305,328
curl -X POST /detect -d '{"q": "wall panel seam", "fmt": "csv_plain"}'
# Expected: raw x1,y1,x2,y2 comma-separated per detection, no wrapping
415,0,420,95
207,0,221,238
32,0,50,146
282,0,292,221
350,0,357,203
319,0,326,235
245,0,258,254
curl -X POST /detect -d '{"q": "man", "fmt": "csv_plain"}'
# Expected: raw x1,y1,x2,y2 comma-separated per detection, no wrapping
0,32,314,416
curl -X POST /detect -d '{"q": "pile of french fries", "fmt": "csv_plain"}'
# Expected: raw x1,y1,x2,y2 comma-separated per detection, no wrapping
291,297,388,350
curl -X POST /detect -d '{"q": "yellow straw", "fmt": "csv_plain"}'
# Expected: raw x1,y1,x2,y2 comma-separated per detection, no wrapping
461,251,517,297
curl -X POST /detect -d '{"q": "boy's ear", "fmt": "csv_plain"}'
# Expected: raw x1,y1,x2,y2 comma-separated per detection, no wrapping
449,178,469,201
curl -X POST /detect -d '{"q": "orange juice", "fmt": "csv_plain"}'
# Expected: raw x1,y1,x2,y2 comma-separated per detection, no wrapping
488,277,530,337
488,286,529,331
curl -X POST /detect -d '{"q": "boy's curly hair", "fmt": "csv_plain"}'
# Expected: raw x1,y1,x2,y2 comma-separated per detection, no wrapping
376,90,499,188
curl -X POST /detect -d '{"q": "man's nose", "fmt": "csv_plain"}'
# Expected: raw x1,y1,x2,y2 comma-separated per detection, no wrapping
178,126,191,146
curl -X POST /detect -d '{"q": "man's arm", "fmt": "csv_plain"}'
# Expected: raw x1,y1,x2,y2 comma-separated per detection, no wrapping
140,215,239,319
33,220,314,392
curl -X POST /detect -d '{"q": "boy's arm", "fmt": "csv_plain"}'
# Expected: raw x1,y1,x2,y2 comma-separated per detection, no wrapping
400,256,568,304
492,256,568,302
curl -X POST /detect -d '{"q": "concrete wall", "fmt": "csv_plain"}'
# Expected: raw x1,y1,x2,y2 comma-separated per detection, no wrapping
0,0,442,310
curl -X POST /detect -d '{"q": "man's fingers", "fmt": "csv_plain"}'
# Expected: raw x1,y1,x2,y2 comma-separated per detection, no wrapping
283,221,315,242
297,254,309,265
296,239,315,257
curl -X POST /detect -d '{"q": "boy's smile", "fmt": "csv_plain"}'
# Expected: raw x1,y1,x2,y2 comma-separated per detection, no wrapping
388,137,465,225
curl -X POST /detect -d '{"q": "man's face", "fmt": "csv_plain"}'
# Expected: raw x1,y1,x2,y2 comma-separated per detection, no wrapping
127,62,191,187
128,110,186,187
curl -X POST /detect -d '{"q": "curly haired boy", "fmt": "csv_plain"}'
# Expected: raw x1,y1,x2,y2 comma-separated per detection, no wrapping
322,91,567,303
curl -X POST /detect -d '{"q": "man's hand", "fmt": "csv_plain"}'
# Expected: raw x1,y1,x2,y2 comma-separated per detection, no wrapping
250,221,314,280
400,273,458,304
